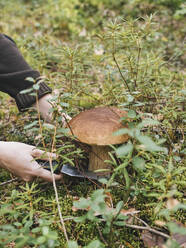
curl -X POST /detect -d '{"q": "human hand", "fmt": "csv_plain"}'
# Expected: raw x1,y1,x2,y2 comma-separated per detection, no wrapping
34,93,71,126
0,141,61,182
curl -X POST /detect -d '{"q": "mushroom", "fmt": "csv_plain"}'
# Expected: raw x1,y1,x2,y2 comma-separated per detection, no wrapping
68,106,129,175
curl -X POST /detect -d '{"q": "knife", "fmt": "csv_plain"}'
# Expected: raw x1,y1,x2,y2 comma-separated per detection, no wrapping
37,160,101,180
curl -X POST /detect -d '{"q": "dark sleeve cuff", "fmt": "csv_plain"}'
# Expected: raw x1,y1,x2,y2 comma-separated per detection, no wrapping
15,82,52,111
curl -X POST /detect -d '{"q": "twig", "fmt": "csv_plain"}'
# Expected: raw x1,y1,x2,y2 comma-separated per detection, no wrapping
113,53,131,94
124,223,170,239
159,125,175,148
0,178,18,186
49,125,69,242
124,215,170,239
35,92,69,242
96,223,109,246
134,46,141,88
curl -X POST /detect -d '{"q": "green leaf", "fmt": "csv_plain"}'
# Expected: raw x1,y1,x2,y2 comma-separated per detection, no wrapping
43,123,55,129
42,226,49,236
98,178,108,184
85,240,105,248
74,215,87,223
37,236,46,244
172,203,186,211
67,241,79,248
117,214,128,220
24,121,38,130
14,222,22,227
33,84,40,90
25,77,35,82
127,109,136,118
116,201,124,213
137,135,166,152
59,102,69,107
20,88,33,94
116,143,133,157
137,118,160,129
132,157,145,171
127,95,134,102
167,222,186,235
57,128,70,134
32,227,40,233
28,92,37,96
113,128,129,136
114,221,126,226
73,198,90,209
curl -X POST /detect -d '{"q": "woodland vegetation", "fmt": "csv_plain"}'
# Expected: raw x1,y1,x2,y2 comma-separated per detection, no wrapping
0,0,185,247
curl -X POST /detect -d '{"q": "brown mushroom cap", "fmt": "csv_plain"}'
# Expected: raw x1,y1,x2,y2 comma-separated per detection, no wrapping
68,106,129,146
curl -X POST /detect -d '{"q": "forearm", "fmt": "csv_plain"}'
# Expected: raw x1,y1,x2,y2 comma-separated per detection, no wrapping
0,34,52,111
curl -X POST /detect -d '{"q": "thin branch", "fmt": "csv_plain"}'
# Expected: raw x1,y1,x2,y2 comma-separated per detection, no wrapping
0,178,18,186
49,125,69,242
113,53,131,94
134,46,141,88
35,92,69,242
96,223,109,246
124,215,170,239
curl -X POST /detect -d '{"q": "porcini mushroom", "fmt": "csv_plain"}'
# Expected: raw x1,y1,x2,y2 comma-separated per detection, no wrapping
68,106,129,175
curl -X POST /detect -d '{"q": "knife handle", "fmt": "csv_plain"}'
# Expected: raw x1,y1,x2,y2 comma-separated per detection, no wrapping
36,160,61,174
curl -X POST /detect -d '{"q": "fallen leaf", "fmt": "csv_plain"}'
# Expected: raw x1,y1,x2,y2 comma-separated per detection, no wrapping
141,230,165,248
171,222,186,248
105,192,113,208
120,208,140,216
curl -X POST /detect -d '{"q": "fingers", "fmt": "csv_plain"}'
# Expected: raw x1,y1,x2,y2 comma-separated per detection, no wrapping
28,159,62,182
31,148,57,161
23,169,61,182
30,148,62,182
35,167,62,182
32,159,61,182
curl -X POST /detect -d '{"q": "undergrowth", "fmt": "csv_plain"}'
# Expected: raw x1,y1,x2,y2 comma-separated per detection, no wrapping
0,0,185,247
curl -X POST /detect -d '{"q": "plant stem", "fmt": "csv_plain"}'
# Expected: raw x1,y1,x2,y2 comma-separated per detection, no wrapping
134,46,141,88
35,93,69,242
111,27,131,94
113,53,132,94
50,125,69,242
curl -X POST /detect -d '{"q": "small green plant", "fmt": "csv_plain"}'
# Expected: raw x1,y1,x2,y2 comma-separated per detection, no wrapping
0,189,59,248
0,1,185,247
71,189,128,247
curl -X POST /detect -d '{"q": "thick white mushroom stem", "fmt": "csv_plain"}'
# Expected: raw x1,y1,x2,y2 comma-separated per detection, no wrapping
89,145,112,175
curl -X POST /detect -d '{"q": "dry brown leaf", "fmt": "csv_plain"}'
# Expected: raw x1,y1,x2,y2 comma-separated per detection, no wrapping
171,222,186,248
141,230,165,248
120,208,140,216
105,192,113,208
142,221,186,248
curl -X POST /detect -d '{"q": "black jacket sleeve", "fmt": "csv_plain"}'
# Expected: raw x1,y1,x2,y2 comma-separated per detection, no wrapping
0,34,52,111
